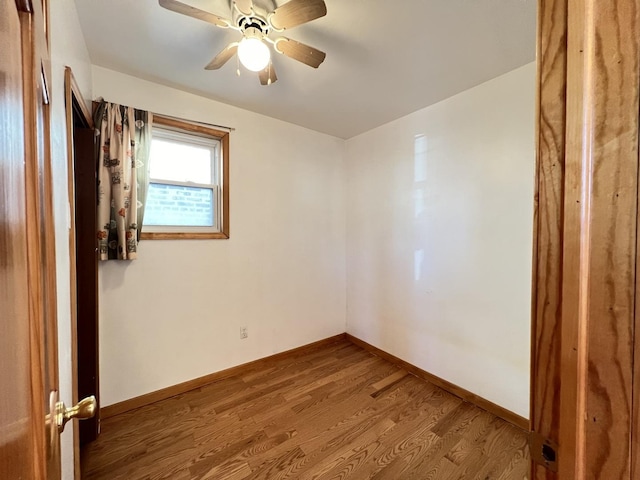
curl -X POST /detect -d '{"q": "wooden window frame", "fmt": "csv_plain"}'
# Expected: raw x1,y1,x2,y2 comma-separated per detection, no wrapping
140,115,230,240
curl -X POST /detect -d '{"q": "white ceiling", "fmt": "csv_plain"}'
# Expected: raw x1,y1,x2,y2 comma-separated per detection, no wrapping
75,0,537,139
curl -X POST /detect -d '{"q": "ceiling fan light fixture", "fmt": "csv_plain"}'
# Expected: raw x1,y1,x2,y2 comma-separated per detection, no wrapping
238,29,271,72
159,0,328,85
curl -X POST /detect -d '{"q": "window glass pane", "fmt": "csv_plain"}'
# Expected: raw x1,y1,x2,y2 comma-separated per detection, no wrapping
144,183,214,227
149,138,212,183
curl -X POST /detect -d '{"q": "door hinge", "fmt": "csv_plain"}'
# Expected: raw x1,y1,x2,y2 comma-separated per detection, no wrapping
529,431,558,472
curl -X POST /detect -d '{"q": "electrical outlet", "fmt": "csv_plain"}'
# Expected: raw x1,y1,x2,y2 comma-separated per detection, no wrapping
240,326,248,339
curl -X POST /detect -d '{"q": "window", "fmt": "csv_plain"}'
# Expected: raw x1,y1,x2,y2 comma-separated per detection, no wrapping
141,116,229,239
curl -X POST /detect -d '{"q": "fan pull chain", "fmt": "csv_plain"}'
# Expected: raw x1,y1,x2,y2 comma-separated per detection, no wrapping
267,61,272,85
236,54,240,77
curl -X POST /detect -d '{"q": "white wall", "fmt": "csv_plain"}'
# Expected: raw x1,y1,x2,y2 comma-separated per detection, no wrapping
49,1,93,478
345,63,535,418
92,67,346,407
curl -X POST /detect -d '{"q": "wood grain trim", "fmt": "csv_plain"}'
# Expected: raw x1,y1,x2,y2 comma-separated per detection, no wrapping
634,121,640,480
64,68,76,393
100,334,346,419
142,115,230,240
633,98,640,479
530,0,568,478
65,68,93,130
153,115,228,139
140,232,229,240
558,1,588,475
220,130,230,238
63,67,79,480
64,67,93,480
15,0,33,13
559,0,640,478
345,334,529,432
20,6,49,477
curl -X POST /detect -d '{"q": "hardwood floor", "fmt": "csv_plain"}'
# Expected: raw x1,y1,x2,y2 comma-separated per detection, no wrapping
81,339,529,479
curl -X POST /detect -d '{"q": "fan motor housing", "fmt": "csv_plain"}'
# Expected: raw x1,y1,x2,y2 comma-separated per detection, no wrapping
237,14,270,35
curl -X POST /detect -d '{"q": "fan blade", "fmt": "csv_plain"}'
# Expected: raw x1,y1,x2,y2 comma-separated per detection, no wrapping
269,0,327,30
234,0,253,15
158,0,230,28
274,37,326,68
258,64,278,85
204,43,238,70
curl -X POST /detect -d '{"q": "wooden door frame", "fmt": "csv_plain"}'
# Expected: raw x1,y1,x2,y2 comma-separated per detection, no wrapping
532,0,640,478
64,67,94,480
530,0,567,477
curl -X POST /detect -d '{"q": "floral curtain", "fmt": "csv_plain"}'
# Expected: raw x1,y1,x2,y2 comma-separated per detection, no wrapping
94,101,152,260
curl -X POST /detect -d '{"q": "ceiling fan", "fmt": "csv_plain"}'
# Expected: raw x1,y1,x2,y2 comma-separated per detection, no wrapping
159,0,327,85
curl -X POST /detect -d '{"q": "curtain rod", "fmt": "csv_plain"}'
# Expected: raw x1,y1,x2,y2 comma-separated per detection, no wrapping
152,112,235,132
93,98,236,132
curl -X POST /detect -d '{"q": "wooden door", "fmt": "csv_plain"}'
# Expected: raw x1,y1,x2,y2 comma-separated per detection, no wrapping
0,0,44,477
531,0,640,478
0,0,61,478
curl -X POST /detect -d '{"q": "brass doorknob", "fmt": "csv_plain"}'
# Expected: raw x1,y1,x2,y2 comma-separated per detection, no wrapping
55,396,97,433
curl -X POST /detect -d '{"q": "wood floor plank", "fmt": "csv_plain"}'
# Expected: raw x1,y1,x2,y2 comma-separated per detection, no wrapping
296,417,396,480
397,404,484,480
82,339,529,479
471,424,529,480
442,418,510,479
291,360,398,415
257,400,399,472
424,456,459,480
371,369,409,392
282,356,381,401
366,397,462,475
243,446,307,480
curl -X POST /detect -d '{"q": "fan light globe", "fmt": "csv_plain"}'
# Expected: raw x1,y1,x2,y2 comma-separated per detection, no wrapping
238,37,270,72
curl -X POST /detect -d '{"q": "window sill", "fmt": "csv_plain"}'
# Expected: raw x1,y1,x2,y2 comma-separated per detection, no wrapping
140,232,229,240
